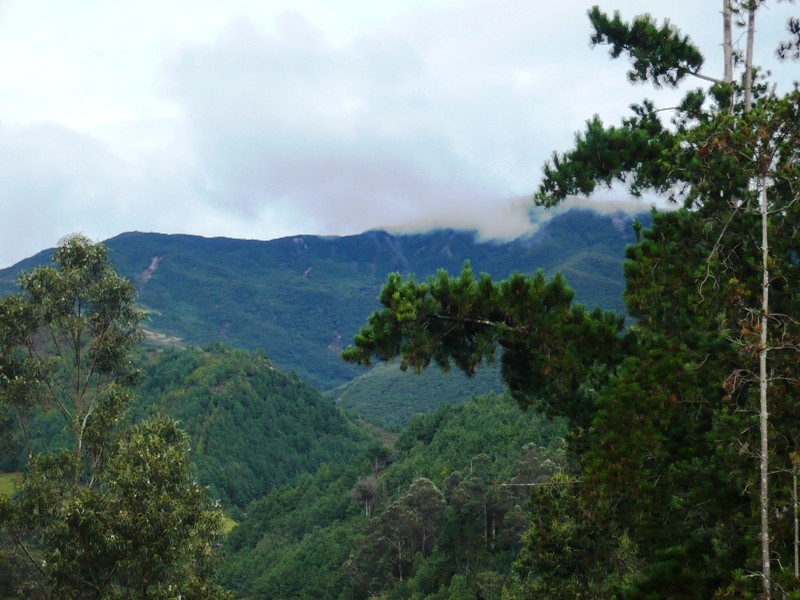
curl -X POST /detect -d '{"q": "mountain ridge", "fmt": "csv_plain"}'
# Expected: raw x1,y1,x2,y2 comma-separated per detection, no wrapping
0,208,647,390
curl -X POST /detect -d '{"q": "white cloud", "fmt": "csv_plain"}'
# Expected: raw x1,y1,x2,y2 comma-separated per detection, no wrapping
0,0,797,268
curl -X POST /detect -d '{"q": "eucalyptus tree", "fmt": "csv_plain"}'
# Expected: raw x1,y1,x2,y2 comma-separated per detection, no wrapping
0,234,143,482
0,235,230,598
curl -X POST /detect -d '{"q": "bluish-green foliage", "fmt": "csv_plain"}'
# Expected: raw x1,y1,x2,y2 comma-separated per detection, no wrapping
326,358,505,428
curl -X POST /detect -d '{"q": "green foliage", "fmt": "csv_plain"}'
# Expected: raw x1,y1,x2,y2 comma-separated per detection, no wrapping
220,392,566,599
2,342,372,514
536,21,800,213
0,210,644,390
97,417,225,595
588,5,704,87
536,102,678,205
343,263,630,426
220,450,378,598
594,206,800,597
2,418,230,598
777,15,800,60
527,4,800,598
0,235,144,482
133,345,369,510
325,358,505,427
504,472,642,599
344,393,565,598
0,473,16,498
0,236,230,598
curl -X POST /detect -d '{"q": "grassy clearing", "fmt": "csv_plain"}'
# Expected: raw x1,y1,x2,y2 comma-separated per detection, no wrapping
221,515,237,535
0,472,19,497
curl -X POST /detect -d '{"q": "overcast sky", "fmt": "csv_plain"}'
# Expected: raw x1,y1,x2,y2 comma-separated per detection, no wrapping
0,0,796,268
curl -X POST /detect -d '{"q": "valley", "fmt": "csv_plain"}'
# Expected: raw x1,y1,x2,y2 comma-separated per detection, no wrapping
0,207,642,598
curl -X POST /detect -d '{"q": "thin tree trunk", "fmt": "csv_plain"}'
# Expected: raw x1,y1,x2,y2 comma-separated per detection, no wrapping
484,496,488,542
794,463,799,579
723,0,733,85
398,545,403,582
759,181,771,599
744,2,756,110
741,6,768,593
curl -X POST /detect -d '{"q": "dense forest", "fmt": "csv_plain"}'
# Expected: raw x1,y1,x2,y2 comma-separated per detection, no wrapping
220,392,565,598
2,2,800,599
340,2,800,597
133,346,368,511
1,346,368,512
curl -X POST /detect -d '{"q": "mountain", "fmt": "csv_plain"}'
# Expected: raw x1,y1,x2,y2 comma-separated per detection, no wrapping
220,391,567,598
324,358,506,427
1,345,372,512
0,208,646,390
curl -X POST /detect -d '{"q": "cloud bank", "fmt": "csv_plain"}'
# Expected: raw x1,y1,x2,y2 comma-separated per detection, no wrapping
0,0,796,267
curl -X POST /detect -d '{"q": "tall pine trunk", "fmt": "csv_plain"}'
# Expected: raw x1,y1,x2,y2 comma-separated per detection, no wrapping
723,1,733,85
740,4,771,595
759,181,771,598
745,2,756,110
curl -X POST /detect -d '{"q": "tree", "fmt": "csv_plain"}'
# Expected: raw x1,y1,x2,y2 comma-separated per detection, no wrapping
352,474,379,517
6,417,229,598
343,4,800,596
0,234,143,481
342,264,631,438
535,5,800,596
402,477,446,556
0,235,230,598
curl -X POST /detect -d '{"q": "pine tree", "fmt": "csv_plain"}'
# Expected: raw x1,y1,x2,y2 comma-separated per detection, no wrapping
535,4,800,596
344,4,800,596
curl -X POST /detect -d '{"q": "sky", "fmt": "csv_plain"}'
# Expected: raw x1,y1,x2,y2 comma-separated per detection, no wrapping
0,0,797,268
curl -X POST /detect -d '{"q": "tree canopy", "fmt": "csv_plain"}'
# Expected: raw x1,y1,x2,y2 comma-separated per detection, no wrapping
344,3,800,596
0,235,230,598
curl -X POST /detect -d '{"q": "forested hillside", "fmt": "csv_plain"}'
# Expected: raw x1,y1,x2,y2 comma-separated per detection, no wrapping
2,345,372,512
325,358,505,427
220,392,566,599
133,346,370,510
0,209,645,390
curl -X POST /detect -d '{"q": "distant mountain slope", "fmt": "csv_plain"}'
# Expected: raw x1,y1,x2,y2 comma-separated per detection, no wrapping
0,209,646,389
132,346,369,510
1,345,371,512
325,359,505,427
